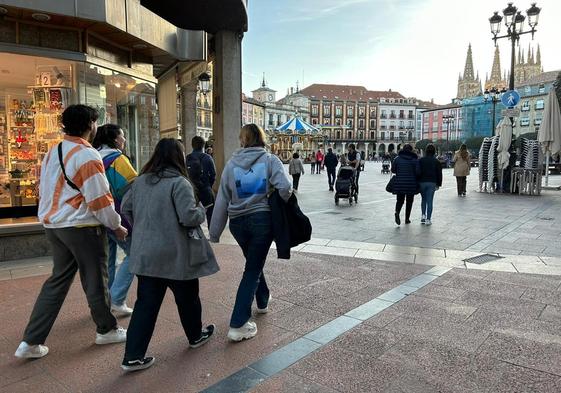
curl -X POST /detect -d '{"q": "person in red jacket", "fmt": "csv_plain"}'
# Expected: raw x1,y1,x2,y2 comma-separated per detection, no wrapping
315,150,324,174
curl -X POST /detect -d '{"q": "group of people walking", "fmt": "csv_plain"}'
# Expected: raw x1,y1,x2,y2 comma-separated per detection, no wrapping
15,105,293,374
390,143,471,225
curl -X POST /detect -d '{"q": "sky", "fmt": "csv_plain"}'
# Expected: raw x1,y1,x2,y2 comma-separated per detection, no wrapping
242,0,561,105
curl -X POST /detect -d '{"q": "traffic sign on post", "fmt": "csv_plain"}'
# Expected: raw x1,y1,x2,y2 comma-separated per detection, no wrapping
501,90,520,108
501,108,520,117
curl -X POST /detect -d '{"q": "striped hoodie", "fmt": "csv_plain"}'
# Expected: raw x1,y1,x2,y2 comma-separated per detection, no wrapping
38,135,121,230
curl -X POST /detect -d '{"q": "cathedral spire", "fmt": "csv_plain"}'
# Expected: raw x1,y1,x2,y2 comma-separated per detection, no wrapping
463,43,475,80
536,44,541,65
261,73,267,88
527,43,532,65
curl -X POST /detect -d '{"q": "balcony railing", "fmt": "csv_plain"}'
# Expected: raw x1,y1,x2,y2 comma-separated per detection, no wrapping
399,115,405,119
408,115,414,119
390,115,396,119
380,126,387,130
389,126,396,130
380,114,387,119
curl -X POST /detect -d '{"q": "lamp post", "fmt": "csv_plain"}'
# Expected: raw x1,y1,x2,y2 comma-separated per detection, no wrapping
484,87,506,135
489,3,541,92
442,113,455,156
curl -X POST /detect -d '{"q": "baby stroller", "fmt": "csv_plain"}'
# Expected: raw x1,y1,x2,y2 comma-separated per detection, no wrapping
381,159,391,174
335,166,358,206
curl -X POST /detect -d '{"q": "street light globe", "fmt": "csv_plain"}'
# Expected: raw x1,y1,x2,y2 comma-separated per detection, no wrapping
514,11,526,34
198,72,211,95
489,11,503,35
502,2,518,28
526,3,541,28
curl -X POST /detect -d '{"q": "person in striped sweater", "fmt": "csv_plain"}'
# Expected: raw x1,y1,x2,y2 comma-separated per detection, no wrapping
15,105,129,359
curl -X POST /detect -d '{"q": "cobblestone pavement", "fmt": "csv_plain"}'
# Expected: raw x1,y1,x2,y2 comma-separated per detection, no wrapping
2,245,561,392
294,162,561,258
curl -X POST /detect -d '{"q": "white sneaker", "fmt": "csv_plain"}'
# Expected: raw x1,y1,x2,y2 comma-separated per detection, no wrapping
421,214,426,224
227,322,257,342
111,303,133,317
95,327,127,345
256,295,271,314
14,341,49,359
425,219,432,226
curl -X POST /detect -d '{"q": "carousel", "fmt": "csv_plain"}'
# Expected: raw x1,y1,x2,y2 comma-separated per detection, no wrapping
269,115,323,162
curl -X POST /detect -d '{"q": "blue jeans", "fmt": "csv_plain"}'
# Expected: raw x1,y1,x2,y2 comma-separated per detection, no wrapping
229,211,273,328
419,182,437,220
107,232,134,306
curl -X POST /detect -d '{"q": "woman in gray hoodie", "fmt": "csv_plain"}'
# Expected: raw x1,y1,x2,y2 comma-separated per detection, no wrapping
120,138,219,372
210,124,292,342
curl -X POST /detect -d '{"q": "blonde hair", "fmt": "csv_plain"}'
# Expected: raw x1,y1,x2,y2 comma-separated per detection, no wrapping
240,124,267,148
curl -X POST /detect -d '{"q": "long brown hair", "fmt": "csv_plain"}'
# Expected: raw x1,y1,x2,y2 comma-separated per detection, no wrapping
240,124,267,148
141,138,188,179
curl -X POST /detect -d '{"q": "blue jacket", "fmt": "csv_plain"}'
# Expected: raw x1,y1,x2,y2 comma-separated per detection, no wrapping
186,149,216,189
391,150,419,195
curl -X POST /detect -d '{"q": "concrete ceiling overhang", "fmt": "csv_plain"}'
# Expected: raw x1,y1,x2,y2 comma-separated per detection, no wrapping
140,0,248,34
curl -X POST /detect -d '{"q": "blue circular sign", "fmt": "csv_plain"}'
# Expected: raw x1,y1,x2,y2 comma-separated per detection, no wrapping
501,90,520,108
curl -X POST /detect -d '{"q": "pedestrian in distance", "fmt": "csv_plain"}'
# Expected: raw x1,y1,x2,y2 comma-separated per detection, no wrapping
288,152,305,191
186,136,217,227
391,144,419,225
417,144,442,226
453,144,471,197
315,149,324,174
120,138,219,372
15,105,128,359
310,154,316,174
210,124,292,342
92,124,137,317
360,150,366,171
347,144,361,193
324,147,339,191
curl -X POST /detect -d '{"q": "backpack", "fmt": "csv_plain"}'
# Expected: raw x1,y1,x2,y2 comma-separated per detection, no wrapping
186,153,205,190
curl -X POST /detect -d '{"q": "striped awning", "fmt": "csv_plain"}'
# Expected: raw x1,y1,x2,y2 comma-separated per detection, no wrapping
275,116,321,134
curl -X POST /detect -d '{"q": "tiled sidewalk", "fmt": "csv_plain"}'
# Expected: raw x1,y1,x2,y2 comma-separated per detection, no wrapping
2,244,561,392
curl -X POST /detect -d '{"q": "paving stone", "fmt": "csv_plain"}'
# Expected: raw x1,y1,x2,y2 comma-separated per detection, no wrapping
412,283,467,301
383,244,445,257
539,304,561,323
326,239,385,251
522,287,561,306
250,371,339,393
391,295,477,323
478,332,561,376
484,270,561,291
330,325,402,357
354,249,415,264
492,364,561,393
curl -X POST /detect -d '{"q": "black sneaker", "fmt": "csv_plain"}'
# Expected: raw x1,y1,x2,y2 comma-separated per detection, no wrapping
395,213,401,225
189,324,215,348
121,357,155,372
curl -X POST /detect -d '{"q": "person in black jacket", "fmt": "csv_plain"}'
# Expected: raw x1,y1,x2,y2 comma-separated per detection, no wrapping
391,144,418,225
186,136,216,227
324,148,338,191
417,144,442,226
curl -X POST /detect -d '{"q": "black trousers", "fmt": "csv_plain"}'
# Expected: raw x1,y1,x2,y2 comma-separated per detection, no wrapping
292,174,301,190
311,163,315,174
327,168,336,188
395,193,415,220
124,276,202,361
456,176,467,195
23,227,116,345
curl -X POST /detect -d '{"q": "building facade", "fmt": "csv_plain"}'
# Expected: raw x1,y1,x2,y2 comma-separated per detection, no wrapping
516,70,559,136
460,96,505,139
378,97,418,155
421,104,463,143
241,94,265,130
514,44,543,86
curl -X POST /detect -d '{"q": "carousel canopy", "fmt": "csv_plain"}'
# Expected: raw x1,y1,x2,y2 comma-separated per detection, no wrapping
275,116,320,134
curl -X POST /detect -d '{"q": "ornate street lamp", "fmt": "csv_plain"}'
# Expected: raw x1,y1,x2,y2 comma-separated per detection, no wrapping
484,87,506,135
488,2,541,91
198,72,211,95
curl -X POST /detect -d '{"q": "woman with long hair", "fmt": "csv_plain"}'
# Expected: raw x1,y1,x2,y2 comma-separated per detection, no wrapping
453,144,471,197
210,124,292,342
417,144,442,225
92,124,136,317
288,152,304,191
120,138,219,372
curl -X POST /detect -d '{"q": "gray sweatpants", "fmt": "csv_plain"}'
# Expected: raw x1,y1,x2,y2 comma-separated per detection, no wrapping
23,226,117,345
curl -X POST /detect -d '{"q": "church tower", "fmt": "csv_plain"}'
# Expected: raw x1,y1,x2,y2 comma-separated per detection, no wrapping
485,46,507,91
457,44,482,99
514,43,543,86
252,73,277,103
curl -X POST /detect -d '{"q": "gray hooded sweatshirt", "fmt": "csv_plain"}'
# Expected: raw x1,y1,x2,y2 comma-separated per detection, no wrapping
209,147,292,242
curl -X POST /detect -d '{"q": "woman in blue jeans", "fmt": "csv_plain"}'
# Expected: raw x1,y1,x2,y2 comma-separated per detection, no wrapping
93,124,137,316
417,144,442,225
210,124,292,342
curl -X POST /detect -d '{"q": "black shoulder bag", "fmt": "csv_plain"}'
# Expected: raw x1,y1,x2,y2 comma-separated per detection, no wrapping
58,143,80,191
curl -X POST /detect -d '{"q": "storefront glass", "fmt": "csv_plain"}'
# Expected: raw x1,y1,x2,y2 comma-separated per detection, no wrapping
0,52,157,219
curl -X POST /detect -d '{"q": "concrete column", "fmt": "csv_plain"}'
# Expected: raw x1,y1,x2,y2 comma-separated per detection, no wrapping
213,30,242,181
342,142,347,153
365,142,370,158
180,80,198,150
